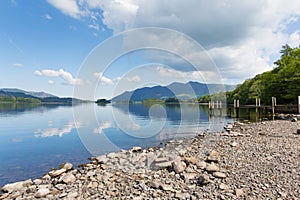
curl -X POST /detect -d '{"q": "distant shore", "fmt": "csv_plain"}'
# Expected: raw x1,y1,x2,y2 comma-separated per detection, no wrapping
1,119,299,199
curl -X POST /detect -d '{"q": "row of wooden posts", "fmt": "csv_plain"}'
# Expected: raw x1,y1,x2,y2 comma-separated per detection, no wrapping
208,96,300,116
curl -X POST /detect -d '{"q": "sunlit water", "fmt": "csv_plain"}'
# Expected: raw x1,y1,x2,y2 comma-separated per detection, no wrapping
0,103,231,187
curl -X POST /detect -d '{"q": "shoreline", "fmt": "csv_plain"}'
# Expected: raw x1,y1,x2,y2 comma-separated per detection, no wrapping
1,120,299,199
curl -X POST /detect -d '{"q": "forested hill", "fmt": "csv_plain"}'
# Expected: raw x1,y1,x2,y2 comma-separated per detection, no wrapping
199,45,300,105
227,45,300,104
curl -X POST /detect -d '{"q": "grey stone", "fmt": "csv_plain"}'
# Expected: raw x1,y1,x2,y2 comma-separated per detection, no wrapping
61,162,73,170
291,118,297,122
172,160,186,174
131,146,142,152
35,188,50,198
60,173,76,184
48,168,66,177
219,183,230,190
205,163,219,172
197,174,210,186
2,180,28,193
212,172,226,178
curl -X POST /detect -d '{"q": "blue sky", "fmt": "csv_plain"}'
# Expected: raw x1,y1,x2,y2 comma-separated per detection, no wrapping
1,0,300,99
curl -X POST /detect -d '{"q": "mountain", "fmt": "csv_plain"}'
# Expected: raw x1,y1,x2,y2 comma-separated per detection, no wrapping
112,81,236,102
0,88,57,98
0,88,88,104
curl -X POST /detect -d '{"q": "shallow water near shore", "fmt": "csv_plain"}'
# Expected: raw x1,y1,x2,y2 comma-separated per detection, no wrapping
0,103,234,187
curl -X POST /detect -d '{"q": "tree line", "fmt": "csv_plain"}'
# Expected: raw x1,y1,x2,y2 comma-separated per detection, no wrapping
199,44,300,105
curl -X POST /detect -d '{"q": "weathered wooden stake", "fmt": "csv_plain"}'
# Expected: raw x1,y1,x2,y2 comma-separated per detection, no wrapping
272,97,276,117
237,100,240,108
298,96,300,114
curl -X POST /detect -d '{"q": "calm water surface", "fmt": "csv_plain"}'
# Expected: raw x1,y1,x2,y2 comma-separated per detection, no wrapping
0,103,231,187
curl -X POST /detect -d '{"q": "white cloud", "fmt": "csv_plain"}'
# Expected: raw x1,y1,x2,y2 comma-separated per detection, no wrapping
48,80,55,85
13,63,23,67
94,72,114,85
43,14,52,20
157,66,216,82
126,75,141,82
34,68,82,85
88,24,99,30
47,0,82,19
48,1,300,83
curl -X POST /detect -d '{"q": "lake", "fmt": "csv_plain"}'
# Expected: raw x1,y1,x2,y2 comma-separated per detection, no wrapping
0,103,232,187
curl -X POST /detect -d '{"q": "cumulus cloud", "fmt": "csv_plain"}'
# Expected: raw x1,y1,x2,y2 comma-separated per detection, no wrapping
47,0,82,19
94,72,114,85
34,68,82,85
126,75,141,82
48,0,300,83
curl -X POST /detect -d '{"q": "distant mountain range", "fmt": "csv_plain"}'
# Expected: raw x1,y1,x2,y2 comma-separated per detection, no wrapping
112,81,236,102
0,88,57,98
0,88,87,104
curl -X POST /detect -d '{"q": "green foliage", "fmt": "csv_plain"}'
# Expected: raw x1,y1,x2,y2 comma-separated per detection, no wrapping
96,99,111,104
142,98,164,106
0,96,41,104
228,44,300,105
165,97,180,104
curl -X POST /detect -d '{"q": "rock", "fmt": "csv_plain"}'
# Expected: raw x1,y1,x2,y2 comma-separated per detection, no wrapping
209,150,219,157
206,156,219,163
148,181,160,189
33,179,42,185
23,179,32,187
60,173,76,184
42,174,51,181
291,118,297,122
230,141,238,147
153,161,173,170
196,161,207,169
219,183,230,190
224,124,233,130
235,188,244,197
184,156,198,165
0,193,9,199
205,163,219,172
183,173,197,181
96,155,109,164
159,184,173,191
172,160,186,174
60,162,73,170
296,129,300,134
35,188,50,198
48,168,66,177
197,174,210,186
1,180,30,193
175,192,190,199
67,191,78,198
212,172,226,178
131,146,142,152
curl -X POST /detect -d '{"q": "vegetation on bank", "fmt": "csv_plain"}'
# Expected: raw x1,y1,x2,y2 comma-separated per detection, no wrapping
199,45,300,105
0,96,41,104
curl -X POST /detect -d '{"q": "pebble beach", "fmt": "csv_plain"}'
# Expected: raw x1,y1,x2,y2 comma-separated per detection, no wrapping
1,119,299,199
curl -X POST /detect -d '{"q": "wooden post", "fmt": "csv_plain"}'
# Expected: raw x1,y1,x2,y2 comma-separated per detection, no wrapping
234,99,236,108
298,96,300,114
237,100,240,108
272,97,276,118
258,98,261,107
256,98,258,107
